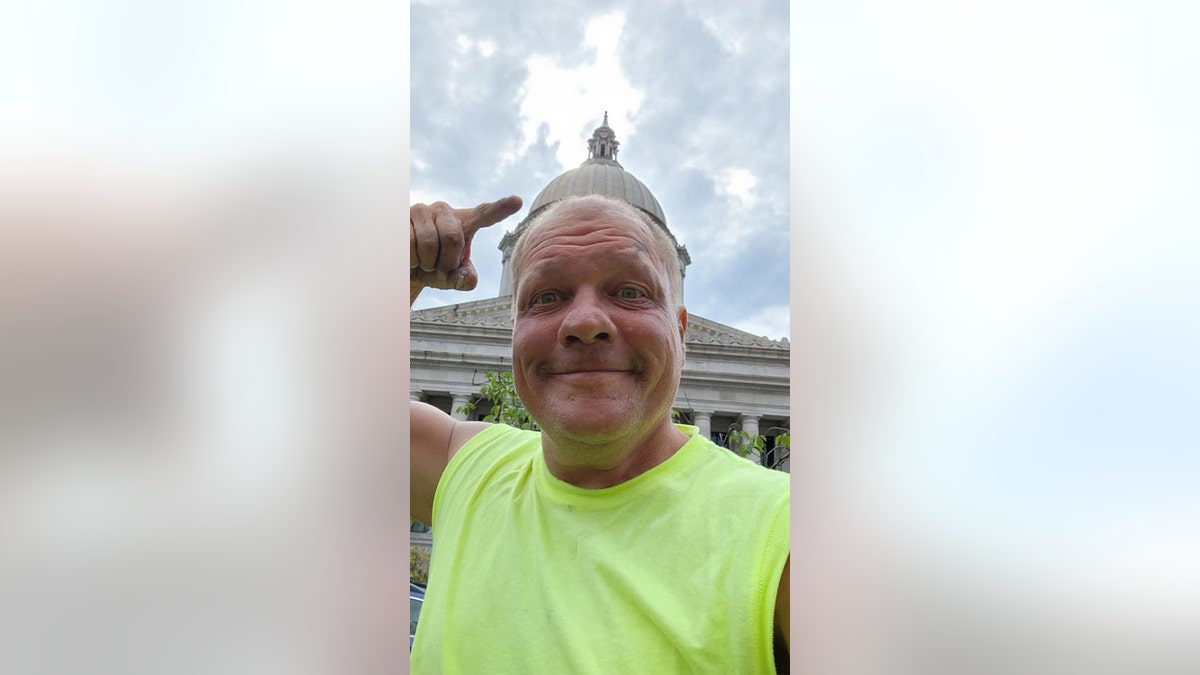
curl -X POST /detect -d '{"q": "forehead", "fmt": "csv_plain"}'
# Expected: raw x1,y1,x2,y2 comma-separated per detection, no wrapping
519,213,657,271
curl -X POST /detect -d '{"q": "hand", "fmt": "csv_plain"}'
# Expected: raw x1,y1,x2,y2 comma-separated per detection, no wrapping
410,196,522,298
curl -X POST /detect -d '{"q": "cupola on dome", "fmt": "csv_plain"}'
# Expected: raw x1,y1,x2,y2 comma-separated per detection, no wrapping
498,112,689,297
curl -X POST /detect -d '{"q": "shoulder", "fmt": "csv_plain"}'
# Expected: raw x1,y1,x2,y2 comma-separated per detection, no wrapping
685,429,790,497
681,429,790,536
656,427,790,529
455,423,541,457
431,424,542,526
441,424,543,486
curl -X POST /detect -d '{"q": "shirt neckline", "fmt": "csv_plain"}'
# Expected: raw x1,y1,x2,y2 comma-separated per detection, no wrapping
533,424,706,508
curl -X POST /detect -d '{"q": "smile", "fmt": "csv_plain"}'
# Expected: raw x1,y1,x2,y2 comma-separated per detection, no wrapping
537,362,644,377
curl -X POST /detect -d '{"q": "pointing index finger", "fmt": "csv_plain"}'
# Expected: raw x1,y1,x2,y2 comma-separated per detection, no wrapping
455,195,523,237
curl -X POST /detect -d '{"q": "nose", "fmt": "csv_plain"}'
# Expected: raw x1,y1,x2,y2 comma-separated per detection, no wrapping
557,290,615,345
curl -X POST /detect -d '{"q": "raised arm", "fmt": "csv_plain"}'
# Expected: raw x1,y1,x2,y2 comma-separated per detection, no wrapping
409,196,522,523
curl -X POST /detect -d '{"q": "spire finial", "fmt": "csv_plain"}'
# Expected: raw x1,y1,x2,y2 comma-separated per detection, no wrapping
586,112,620,162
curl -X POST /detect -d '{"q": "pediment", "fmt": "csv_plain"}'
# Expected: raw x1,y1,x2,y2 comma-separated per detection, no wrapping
411,296,516,329
685,315,789,349
412,297,788,350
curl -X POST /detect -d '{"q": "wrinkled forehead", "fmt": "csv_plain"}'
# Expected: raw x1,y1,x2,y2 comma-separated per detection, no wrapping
518,212,656,271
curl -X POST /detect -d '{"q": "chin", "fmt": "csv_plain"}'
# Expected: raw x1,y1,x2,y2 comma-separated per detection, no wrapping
541,407,639,444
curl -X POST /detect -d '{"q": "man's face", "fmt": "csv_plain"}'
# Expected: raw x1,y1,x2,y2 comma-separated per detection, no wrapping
511,211,686,446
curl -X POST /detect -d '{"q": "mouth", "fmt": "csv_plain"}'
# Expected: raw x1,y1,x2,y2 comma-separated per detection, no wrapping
539,365,633,377
537,358,645,378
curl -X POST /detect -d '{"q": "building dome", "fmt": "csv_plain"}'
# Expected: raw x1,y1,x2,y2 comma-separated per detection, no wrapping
498,112,689,297
525,111,666,226
526,161,667,226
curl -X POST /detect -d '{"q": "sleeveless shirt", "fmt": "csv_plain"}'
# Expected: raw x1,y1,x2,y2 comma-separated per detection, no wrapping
410,423,790,674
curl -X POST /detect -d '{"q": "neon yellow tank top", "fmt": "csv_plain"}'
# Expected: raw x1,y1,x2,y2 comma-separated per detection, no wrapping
411,424,790,674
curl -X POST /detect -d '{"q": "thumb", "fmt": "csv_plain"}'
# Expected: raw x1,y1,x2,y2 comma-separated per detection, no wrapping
447,260,479,291
456,195,523,237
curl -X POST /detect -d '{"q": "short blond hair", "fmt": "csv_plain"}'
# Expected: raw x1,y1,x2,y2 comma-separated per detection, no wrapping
510,195,683,305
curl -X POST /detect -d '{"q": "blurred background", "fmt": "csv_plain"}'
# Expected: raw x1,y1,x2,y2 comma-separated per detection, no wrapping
793,1,1200,673
1,2,409,673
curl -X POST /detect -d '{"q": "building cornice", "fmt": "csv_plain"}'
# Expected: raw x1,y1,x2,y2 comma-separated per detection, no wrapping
411,355,512,371
678,375,789,394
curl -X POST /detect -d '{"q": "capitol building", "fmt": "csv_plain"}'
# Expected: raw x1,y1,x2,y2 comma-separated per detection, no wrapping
411,115,790,471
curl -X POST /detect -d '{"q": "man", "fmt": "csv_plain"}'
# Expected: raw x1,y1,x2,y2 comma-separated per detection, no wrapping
410,194,790,673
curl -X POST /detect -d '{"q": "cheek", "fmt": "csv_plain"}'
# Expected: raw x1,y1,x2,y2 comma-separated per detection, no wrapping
632,321,683,366
511,322,555,380
510,338,535,402
512,319,531,346
512,371,530,404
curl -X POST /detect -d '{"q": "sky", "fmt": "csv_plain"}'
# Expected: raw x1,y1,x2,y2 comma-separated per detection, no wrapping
409,0,791,340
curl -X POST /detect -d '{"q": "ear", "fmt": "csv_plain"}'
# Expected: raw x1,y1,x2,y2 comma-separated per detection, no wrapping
677,306,688,340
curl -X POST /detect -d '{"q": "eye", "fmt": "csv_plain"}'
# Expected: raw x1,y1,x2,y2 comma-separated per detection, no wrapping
617,287,643,299
532,291,561,305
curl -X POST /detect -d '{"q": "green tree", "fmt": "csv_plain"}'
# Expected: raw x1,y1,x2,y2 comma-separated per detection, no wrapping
726,424,790,472
455,371,540,431
768,431,790,470
726,427,762,460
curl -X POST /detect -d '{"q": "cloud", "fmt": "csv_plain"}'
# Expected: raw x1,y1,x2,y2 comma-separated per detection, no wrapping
727,304,790,341
514,12,644,170
715,168,758,207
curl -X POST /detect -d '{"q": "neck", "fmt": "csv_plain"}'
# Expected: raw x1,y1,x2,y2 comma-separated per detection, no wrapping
541,420,689,489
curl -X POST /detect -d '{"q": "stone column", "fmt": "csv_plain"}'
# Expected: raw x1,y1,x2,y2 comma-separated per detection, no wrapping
450,393,473,421
739,413,760,438
692,411,712,439
410,389,424,402
739,413,762,463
